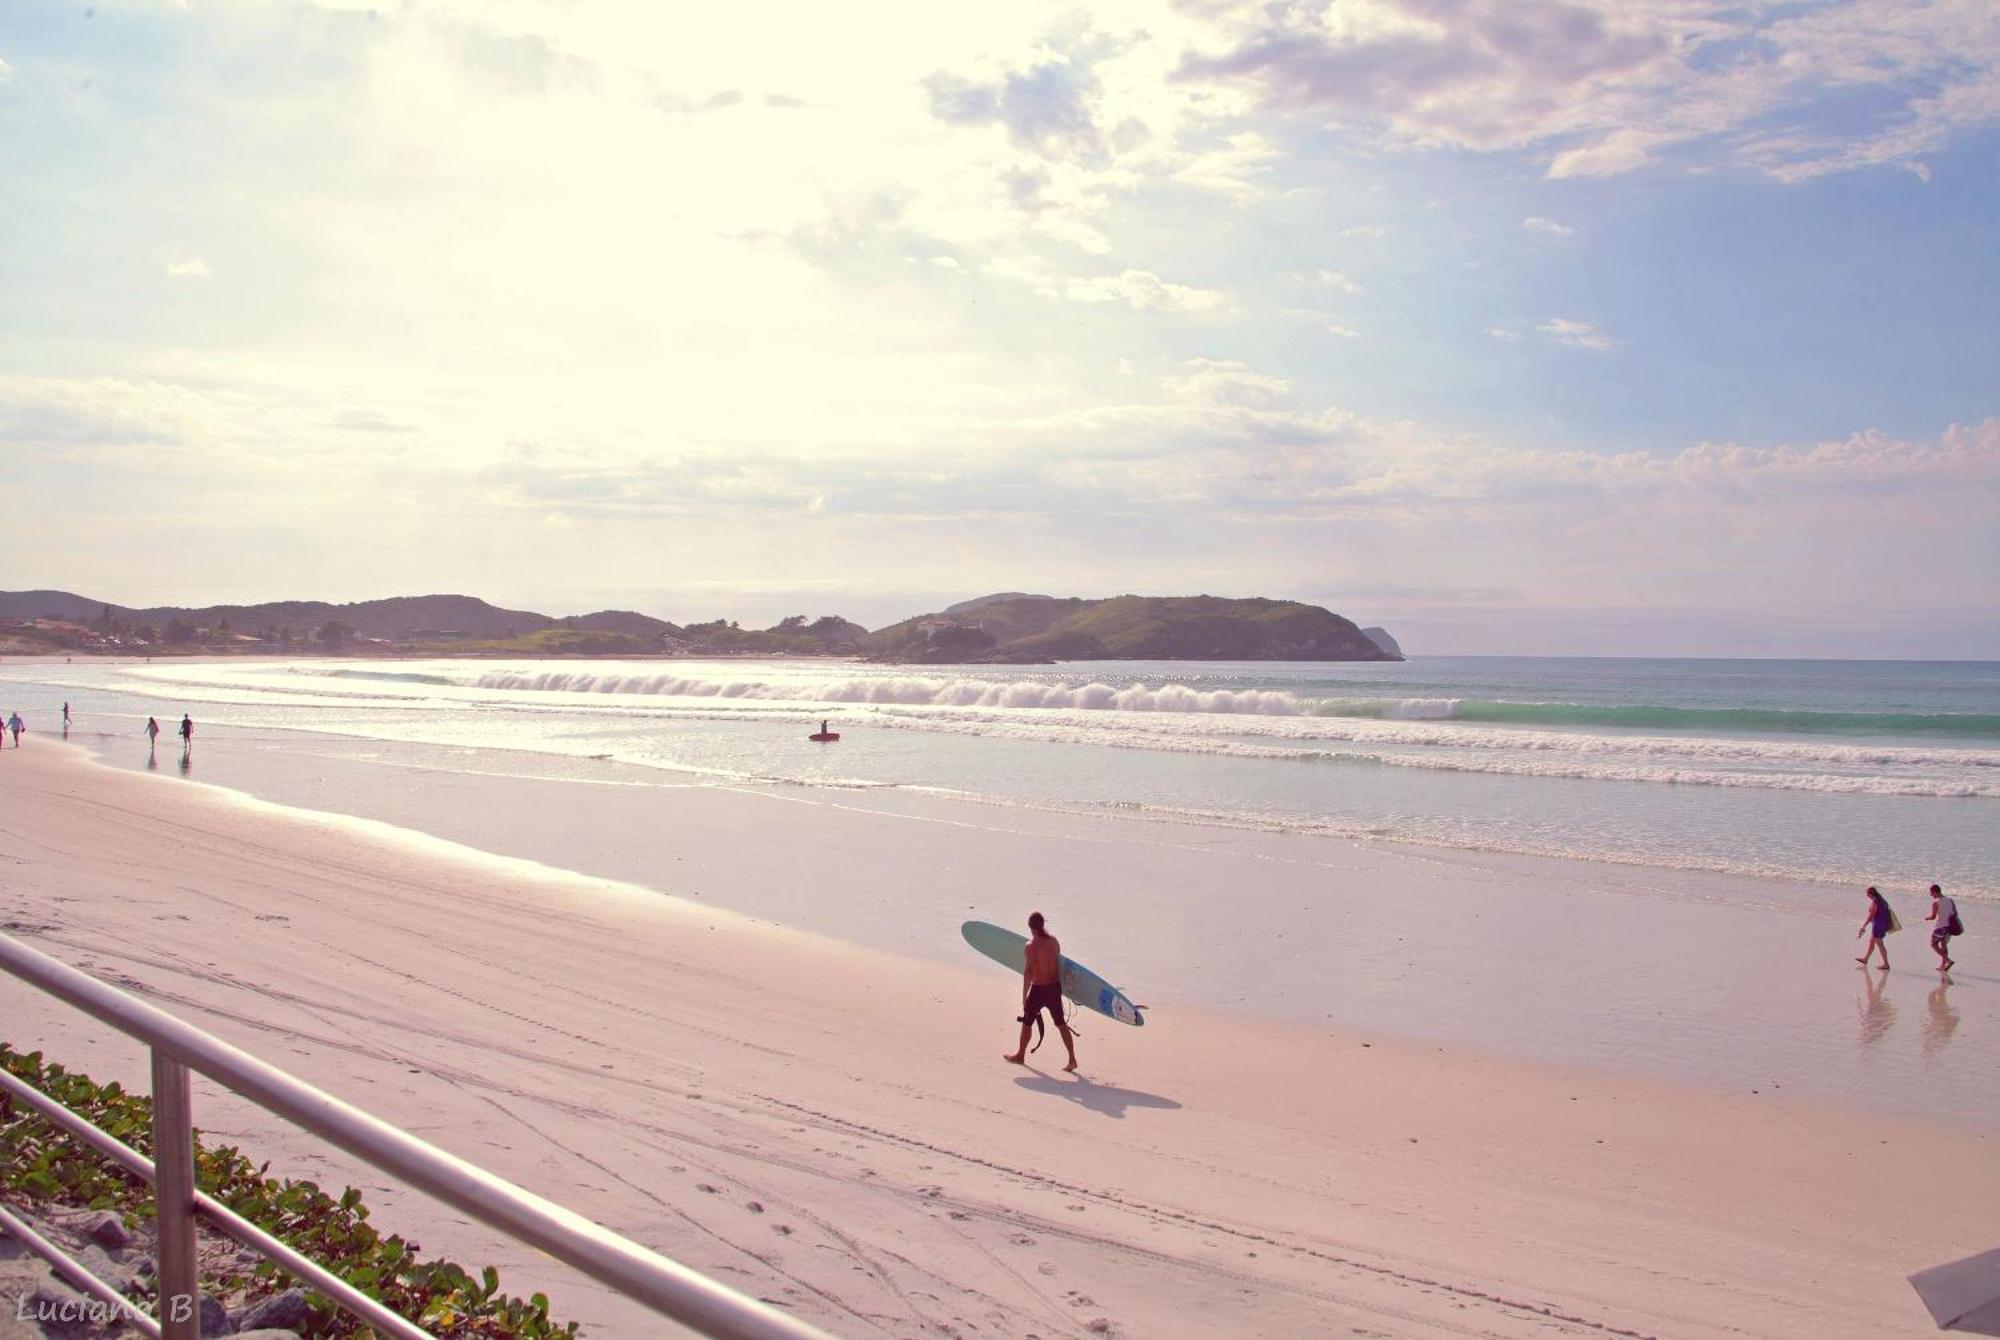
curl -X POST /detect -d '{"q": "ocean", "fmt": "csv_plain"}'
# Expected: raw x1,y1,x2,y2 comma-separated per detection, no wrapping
5,653,1996,902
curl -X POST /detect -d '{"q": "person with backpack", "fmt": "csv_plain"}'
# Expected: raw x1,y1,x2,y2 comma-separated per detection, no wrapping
1856,886,1897,970
1925,884,1963,972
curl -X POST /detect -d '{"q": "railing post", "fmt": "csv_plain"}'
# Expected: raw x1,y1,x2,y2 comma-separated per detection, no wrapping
151,1050,200,1340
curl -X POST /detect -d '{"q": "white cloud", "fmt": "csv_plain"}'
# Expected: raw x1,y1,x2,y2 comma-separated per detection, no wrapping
1547,129,1666,181
1485,326,1523,342
1064,268,1227,312
0,56,12,82
1162,358,1294,408
1314,268,1362,294
1287,310,1360,337
1168,131,1278,202
165,258,211,278
1176,0,2000,182
1536,318,1618,352
1521,215,1574,238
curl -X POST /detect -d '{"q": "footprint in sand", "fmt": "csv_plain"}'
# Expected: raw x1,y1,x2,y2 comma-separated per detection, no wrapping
1010,1234,1036,1247
744,1201,765,1214
773,1224,794,1236
697,1184,723,1195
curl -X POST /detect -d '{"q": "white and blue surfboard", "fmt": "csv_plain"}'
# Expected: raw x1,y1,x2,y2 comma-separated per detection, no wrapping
961,921,1146,1026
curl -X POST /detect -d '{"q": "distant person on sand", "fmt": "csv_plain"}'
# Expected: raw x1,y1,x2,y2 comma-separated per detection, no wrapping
6,712,21,746
1004,911,1078,1072
1856,886,1896,970
1924,884,1961,972
145,717,161,748
179,714,193,753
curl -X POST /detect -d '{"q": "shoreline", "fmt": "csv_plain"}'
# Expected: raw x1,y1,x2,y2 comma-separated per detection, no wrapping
43,718,2000,1123
2,743,1995,1337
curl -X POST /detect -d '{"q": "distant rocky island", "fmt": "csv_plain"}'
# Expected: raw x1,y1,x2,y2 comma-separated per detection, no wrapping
870,593,1396,663
0,589,1401,662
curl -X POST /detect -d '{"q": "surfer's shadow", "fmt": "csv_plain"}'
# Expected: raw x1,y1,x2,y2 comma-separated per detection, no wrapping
1014,1074,1181,1120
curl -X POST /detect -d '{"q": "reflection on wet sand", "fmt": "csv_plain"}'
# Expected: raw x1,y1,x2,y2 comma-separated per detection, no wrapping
1924,979,1959,1056
1857,970,1897,1046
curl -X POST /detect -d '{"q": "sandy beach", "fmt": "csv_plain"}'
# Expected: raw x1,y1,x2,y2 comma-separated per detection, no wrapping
2,742,1995,1338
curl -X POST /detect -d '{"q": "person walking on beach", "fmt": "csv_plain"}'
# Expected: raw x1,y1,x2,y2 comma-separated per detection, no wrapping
1856,886,1897,970
1004,911,1078,1072
6,712,21,747
145,717,161,749
61,702,70,737
1924,884,1962,972
178,713,193,755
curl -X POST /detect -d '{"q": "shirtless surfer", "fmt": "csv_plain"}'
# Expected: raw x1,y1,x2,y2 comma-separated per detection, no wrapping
1004,911,1078,1072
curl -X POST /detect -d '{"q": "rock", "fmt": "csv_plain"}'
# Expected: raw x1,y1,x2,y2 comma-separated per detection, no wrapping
75,1213,131,1251
72,1245,138,1290
22,1280,112,1340
237,1289,310,1332
1361,626,1403,658
0,1259,55,1340
198,1291,236,1336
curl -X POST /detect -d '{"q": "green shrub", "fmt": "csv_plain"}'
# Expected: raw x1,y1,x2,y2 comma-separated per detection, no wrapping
1,1043,578,1338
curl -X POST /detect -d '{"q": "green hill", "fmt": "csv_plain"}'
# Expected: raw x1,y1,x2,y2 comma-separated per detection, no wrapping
867,593,1397,663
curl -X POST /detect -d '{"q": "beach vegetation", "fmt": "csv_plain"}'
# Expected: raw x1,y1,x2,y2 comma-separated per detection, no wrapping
0,1043,579,1338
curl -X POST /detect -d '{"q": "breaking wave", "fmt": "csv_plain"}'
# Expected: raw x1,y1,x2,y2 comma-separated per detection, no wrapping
466,670,2000,738
474,670,1310,715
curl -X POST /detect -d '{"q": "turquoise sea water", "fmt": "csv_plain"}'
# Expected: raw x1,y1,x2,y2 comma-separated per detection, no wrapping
4,654,1996,901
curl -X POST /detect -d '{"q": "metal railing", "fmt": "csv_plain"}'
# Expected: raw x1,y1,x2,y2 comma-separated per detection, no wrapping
0,931,833,1340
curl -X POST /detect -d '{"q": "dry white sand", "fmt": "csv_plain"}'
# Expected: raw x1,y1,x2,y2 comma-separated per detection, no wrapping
1,744,1993,1338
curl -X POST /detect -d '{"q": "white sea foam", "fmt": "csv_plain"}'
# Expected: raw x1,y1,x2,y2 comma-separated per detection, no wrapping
472,669,1311,715
119,660,2000,795
835,711,2000,798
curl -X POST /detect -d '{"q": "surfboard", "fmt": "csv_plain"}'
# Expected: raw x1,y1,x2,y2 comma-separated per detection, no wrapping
960,921,1145,1026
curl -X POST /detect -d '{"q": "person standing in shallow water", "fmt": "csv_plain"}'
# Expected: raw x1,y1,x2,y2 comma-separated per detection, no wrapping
1856,886,1895,970
1924,884,1960,972
145,717,160,750
178,714,193,755
1004,911,1078,1072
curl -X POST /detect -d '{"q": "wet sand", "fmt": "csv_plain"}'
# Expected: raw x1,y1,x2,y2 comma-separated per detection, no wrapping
64,718,2000,1122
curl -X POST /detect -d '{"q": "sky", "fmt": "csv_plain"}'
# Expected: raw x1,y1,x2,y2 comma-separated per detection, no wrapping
1,0,1996,657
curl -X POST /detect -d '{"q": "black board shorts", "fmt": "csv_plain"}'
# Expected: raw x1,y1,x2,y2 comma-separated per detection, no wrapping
1022,982,1064,1025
